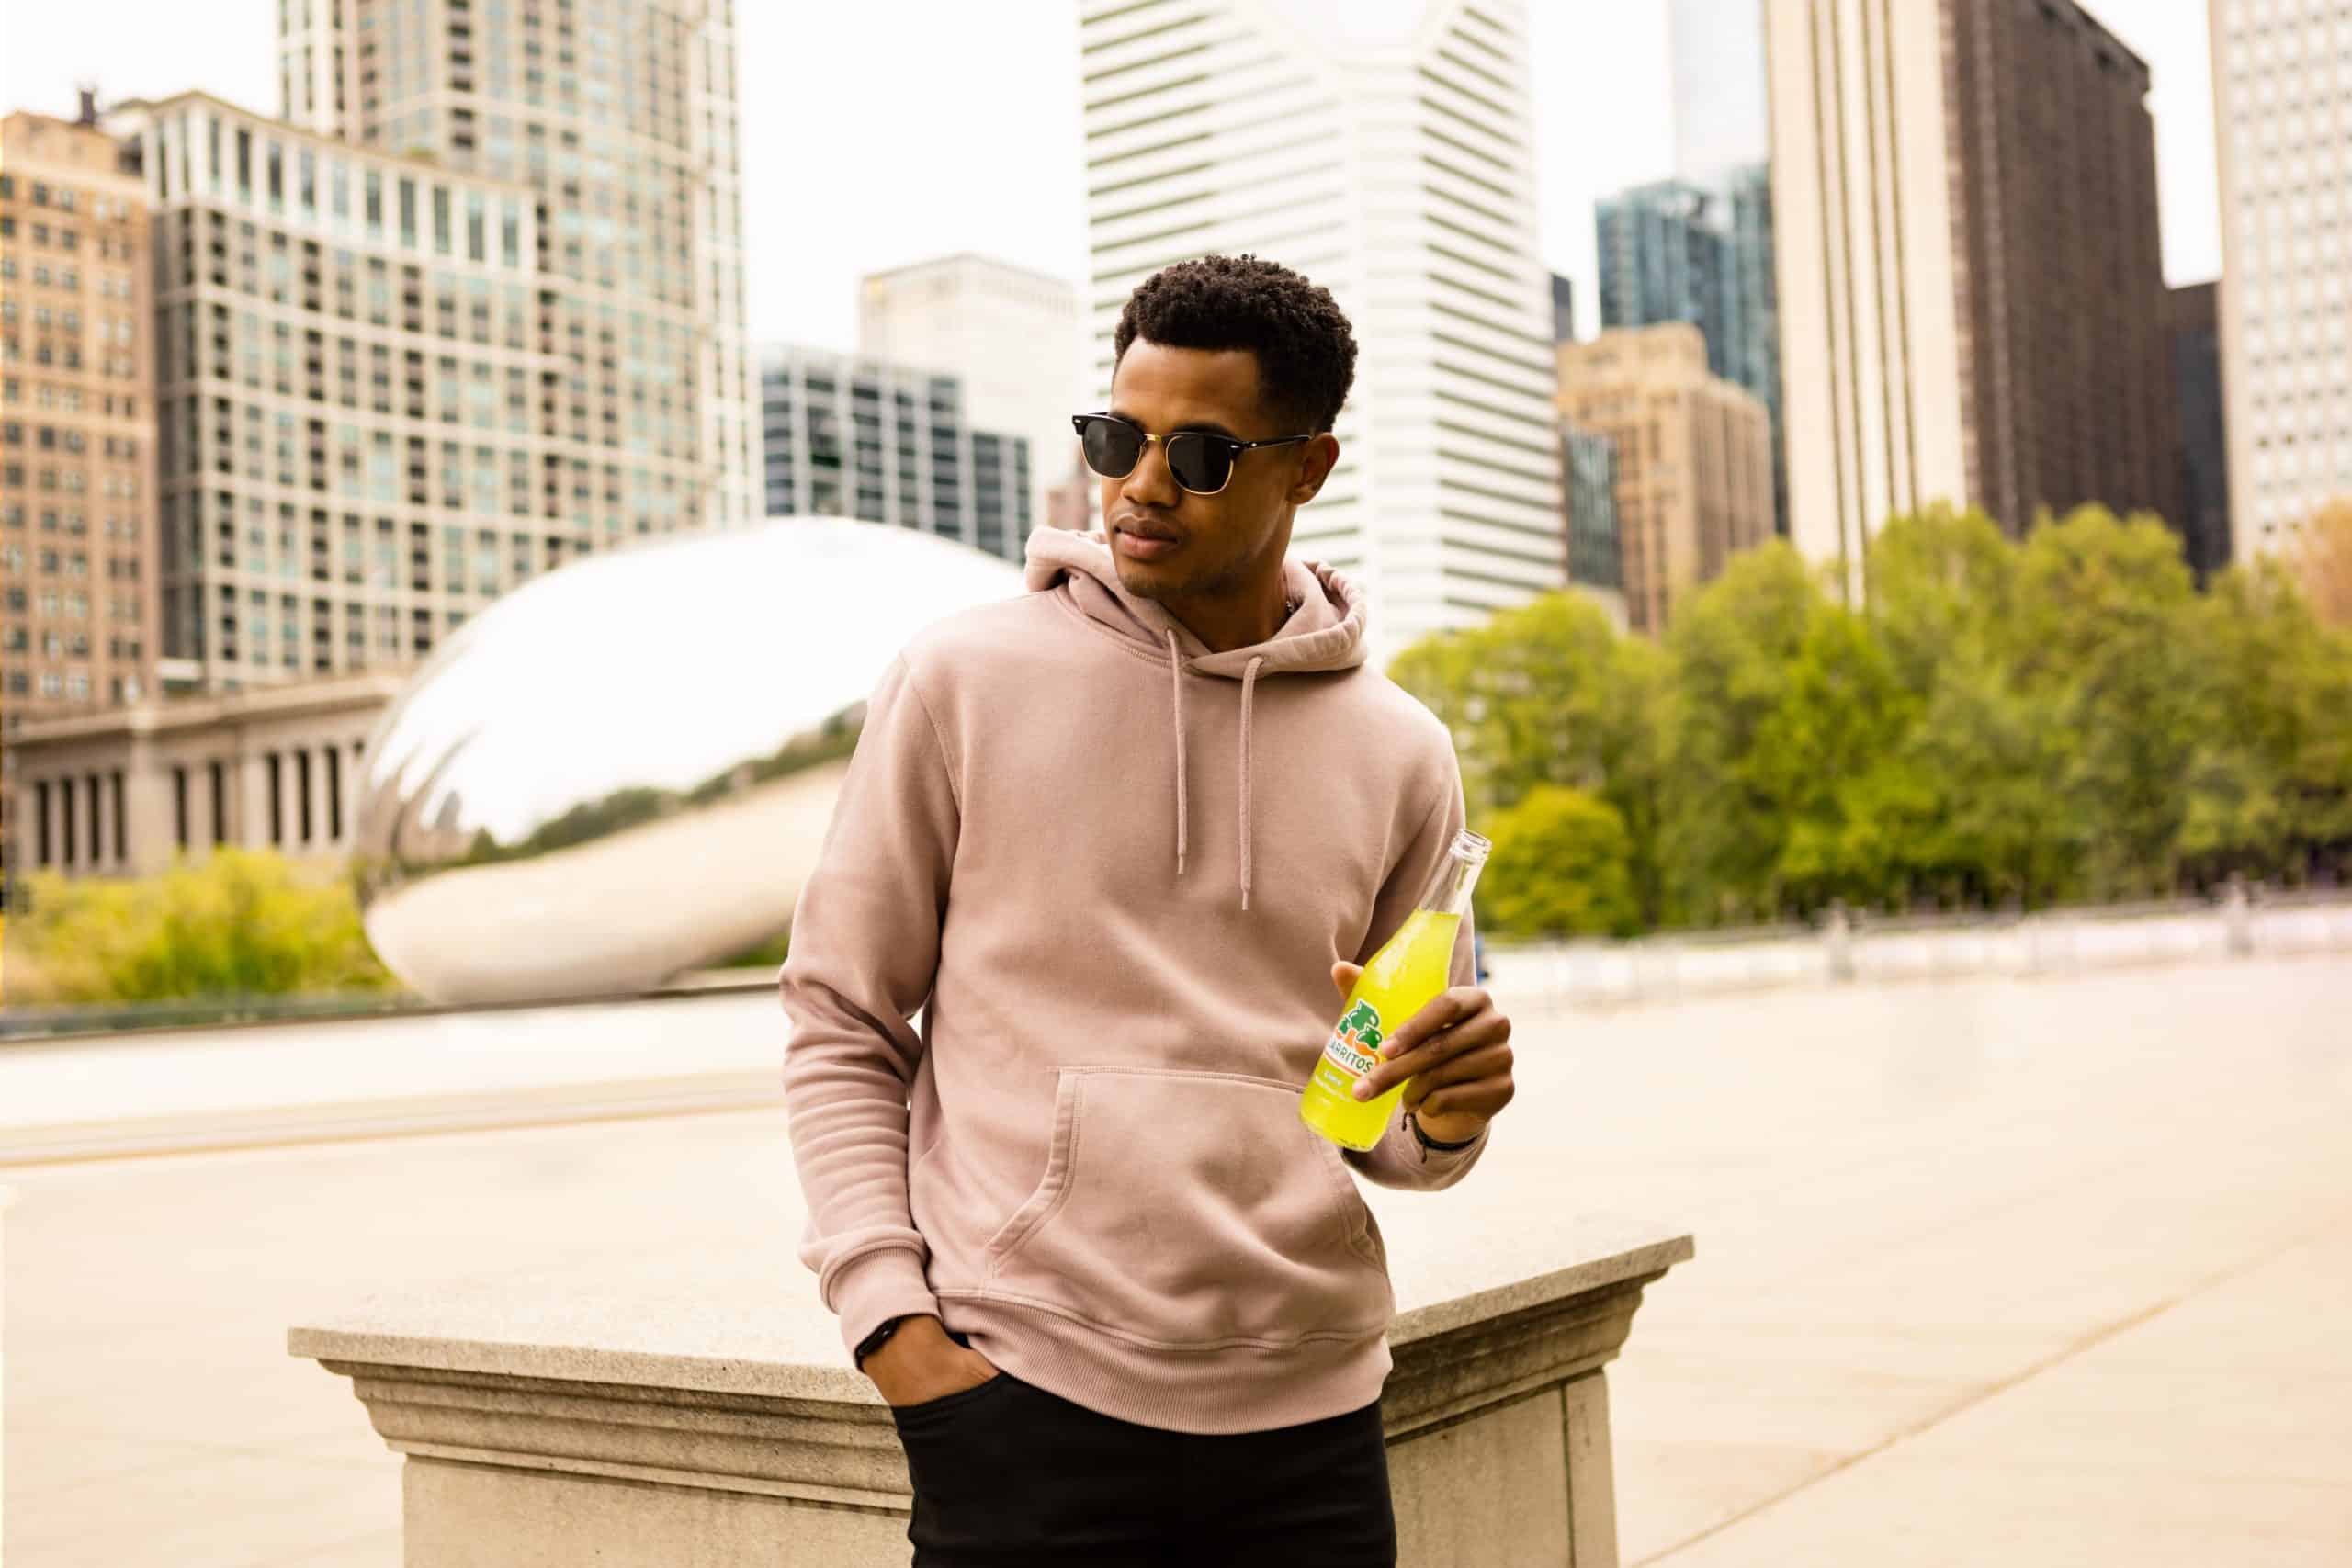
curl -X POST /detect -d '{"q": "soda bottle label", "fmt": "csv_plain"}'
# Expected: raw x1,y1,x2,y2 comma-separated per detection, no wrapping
1319,998,1385,1079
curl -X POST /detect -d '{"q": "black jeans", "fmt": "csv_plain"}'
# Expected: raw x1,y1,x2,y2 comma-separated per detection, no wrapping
888,1345,1397,1567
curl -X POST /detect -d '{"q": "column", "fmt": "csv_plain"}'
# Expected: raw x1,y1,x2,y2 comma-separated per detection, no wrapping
237,747,274,849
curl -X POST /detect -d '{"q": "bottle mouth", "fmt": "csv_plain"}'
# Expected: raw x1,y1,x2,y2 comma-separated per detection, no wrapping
1452,828,1491,863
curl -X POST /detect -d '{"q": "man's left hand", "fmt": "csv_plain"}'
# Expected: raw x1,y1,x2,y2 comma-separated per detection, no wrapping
1328,963,1515,1145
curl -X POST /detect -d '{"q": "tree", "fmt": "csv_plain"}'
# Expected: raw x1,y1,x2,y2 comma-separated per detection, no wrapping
8,848,398,1006
1659,542,1853,921
2296,498,2352,630
2004,506,2204,898
2179,557,2352,884
1868,506,2077,906
1391,591,1669,921
1476,785,1640,939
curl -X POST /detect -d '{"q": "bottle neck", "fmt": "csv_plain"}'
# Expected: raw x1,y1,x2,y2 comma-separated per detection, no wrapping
1416,850,1485,919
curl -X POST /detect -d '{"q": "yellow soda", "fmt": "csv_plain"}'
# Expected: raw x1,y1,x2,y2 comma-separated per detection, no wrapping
1301,829,1490,1151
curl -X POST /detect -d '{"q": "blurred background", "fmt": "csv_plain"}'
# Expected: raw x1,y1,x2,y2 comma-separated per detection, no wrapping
1,2,2348,1565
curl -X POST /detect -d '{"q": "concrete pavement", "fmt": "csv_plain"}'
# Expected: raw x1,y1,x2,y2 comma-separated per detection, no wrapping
4,955,2347,1564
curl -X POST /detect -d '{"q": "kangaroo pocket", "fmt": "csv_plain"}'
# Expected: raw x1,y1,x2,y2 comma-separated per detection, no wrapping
979,1066,1393,1349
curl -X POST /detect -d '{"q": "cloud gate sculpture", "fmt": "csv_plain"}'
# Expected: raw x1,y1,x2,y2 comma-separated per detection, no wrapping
350,517,1023,1005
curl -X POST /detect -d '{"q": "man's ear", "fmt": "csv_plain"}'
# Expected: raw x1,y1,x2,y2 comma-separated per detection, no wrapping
1288,433,1340,505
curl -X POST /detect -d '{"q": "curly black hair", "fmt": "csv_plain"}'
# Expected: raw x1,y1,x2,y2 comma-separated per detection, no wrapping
1113,254,1358,433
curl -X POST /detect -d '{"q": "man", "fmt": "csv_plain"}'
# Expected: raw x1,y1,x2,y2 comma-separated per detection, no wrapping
781,254,1517,1566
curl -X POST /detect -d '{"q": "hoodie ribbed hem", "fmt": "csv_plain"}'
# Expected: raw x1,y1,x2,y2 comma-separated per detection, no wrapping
933,1290,1393,1436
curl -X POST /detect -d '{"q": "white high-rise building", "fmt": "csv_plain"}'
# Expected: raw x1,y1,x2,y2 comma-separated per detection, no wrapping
1076,0,1564,664
2211,0,2352,561
858,254,1087,541
276,0,760,532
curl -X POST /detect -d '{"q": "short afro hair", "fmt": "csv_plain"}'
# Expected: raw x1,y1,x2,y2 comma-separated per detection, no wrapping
1114,254,1357,433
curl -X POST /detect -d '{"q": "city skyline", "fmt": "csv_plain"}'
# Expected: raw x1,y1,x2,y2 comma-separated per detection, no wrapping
5,1,2225,357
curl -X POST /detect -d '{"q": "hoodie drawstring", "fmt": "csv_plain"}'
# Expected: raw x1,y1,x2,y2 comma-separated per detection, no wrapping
1165,630,1189,880
1239,656,1265,911
1165,633,1268,913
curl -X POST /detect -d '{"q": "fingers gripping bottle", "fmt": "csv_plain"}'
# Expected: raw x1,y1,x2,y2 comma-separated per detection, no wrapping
1301,829,1491,1151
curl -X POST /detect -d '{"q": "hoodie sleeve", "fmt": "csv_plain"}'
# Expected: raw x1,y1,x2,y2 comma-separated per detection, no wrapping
1340,761,1491,1192
779,652,958,1362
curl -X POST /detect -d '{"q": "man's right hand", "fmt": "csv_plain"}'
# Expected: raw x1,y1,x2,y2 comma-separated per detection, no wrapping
864,1315,1002,1409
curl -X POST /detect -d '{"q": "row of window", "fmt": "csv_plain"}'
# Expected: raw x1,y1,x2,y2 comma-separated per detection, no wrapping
0,173,134,220
151,111,533,274
0,256,136,298
0,377,137,417
0,462,141,497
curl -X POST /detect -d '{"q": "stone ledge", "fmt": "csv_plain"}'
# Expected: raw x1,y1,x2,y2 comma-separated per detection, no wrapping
295,1225,1691,1566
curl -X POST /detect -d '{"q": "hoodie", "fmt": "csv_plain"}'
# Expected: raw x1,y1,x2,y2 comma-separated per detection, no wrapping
779,526,1488,1436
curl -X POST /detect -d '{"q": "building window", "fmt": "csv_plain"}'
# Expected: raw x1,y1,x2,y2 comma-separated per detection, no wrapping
175,764,190,851
266,750,283,844
297,748,314,843
209,759,228,845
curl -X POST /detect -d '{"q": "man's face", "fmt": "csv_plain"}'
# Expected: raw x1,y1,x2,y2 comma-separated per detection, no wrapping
1100,338,1331,605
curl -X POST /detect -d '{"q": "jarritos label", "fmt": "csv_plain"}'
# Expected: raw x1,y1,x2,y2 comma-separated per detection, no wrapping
1320,998,1386,1077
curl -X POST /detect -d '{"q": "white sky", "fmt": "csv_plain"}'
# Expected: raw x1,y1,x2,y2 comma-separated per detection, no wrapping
3,0,2221,348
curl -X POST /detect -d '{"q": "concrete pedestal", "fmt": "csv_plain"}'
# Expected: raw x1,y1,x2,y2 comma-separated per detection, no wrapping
290,1229,1690,1567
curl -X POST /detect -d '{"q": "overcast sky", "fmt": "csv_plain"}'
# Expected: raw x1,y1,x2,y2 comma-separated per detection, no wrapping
4,1,2221,348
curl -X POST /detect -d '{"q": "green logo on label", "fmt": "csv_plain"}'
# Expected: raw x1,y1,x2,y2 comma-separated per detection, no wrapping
1335,998,1384,1055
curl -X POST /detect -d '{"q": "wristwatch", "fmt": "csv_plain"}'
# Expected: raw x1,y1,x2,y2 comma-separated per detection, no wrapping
1407,1107,1482,1153
854,1314,912,1371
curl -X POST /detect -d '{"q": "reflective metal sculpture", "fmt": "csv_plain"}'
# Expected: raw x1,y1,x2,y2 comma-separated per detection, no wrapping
350,517,1023,1004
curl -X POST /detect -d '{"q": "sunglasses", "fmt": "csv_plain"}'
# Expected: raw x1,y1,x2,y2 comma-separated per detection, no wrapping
1072,412,1315,497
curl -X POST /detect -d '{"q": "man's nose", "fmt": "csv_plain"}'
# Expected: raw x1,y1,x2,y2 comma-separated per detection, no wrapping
1124,435,1181,507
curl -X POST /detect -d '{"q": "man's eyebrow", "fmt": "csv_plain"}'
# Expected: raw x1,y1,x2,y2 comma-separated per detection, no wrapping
1107,408,1243,441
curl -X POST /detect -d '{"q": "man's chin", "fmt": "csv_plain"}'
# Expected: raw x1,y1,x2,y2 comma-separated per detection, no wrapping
1113,559,1174,601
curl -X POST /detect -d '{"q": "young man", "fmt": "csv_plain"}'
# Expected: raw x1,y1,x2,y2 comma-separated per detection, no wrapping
781,254,1517,1566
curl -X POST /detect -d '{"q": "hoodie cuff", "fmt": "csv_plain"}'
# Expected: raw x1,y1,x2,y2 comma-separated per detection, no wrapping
828,1245,943,1365
1342,1102,1489,1190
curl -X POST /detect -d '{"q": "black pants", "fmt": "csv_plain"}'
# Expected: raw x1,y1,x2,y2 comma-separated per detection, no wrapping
889,1348,1397,1566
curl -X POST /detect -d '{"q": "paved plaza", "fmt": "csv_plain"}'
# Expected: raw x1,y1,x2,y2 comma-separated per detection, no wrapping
3,955,2347,1564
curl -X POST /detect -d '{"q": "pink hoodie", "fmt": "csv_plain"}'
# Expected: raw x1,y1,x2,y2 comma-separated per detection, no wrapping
780,526,1487,1436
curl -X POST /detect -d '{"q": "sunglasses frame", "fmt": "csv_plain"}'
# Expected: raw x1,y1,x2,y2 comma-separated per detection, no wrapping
1071,412,1316,497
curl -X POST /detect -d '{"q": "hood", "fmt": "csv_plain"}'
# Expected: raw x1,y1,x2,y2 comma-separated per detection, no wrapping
1023,526,1369,676
1022,526,1371,910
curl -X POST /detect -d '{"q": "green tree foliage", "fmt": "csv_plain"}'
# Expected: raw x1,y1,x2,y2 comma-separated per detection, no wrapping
1390,504,2352,936
1477,786,1640,938
6,848,399,1006
1391,592,1668,921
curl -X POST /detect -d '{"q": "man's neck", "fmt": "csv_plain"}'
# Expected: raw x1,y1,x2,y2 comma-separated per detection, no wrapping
1163,571,1294,655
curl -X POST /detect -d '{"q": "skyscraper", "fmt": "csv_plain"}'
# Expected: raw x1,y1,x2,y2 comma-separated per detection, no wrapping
1596,173,1784,536
2168,281,2233,581
758,345,1033,566
1560,421,1624,625
276,0,759,531
1076,0,1564,665
2211,0,2352,562
1767,0,2177,597
0,107,159,728
108,92,553,690
1557,324,1774,637
857,254,1086,541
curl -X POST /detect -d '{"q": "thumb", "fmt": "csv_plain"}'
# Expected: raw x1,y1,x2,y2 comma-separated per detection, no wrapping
1330,960,1363,1001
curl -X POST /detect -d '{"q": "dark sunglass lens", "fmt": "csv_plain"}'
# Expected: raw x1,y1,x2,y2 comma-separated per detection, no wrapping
1166,434,1233,493
1082,418,1142,479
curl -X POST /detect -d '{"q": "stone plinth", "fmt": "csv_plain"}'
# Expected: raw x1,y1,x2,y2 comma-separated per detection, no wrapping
289,1224,1689,1567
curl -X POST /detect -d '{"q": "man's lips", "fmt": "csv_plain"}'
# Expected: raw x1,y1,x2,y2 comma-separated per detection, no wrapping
1114,524,1182,561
